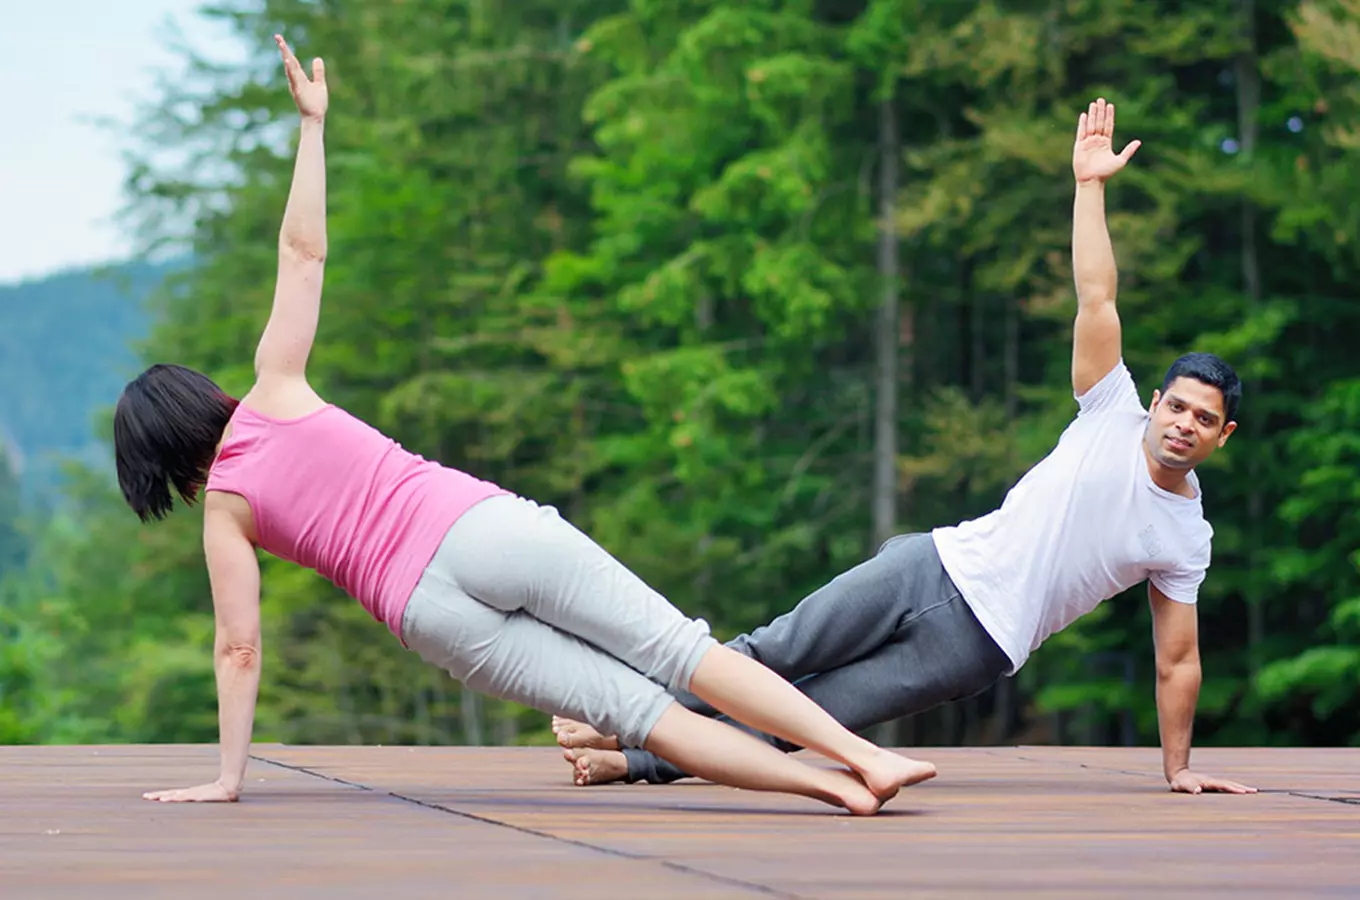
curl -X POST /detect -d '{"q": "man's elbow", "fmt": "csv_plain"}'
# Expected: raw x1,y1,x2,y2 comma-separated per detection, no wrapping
1156,654,1201,684
1075,288,1116,311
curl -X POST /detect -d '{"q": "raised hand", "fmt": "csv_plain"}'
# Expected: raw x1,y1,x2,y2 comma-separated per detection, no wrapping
275,34,327,121
1168,769,1258,795
143,780,240,803
1072,97,1140,184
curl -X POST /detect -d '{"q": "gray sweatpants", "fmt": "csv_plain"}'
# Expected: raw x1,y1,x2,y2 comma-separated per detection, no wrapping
400,494,717,748
622,532,1011,783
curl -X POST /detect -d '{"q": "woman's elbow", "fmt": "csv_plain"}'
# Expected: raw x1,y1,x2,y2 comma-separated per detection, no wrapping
218,640,262,669
280,239,327,264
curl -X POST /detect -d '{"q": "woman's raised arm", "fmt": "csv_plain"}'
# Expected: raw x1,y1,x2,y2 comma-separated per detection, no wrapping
254,34,329,383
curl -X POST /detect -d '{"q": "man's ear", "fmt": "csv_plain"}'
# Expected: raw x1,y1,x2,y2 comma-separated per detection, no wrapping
1148,388,1162,415
1217,420,1237,447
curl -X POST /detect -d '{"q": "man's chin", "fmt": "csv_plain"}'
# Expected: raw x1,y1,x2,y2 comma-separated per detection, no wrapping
1147,443,1194,470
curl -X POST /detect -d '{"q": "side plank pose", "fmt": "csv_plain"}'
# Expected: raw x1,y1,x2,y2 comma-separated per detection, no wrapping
554,99,1258,798
113,37,936,816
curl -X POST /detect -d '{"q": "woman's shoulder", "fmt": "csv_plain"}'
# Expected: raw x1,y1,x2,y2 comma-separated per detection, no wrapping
239,375,329,421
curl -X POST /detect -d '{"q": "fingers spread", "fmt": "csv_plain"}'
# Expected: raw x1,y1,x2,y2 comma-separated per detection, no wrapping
1077,111,1088,141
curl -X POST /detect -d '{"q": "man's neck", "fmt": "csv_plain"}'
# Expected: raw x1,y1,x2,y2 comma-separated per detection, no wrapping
1142,443,1195,498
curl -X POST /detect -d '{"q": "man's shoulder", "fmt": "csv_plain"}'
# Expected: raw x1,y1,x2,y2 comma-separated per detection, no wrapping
1061,401,1148,451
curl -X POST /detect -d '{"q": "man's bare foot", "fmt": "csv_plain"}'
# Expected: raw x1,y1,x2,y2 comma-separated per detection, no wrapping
855,750,937,803
563,747,629,786
551,715,620,750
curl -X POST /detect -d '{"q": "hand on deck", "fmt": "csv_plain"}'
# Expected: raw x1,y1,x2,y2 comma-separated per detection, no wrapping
1168,768,1257,795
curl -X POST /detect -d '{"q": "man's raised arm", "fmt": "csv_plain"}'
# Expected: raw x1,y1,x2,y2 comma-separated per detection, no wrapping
1071,98,1140,396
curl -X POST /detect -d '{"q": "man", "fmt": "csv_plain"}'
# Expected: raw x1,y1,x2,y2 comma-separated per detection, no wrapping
555,98,1256,796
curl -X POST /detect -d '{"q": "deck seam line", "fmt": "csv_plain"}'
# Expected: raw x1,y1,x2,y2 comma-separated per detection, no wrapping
1287,791,1360,806
250,752,812,900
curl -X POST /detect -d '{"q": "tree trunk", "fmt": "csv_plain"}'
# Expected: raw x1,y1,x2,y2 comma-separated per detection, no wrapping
461,688,484,745
496,700,520,746
871,95,900,553
1004,294,1019,420
1236,0,1265,688
971,293,985,403
694,292,715,615
869,92,902,746
414,679,430,745
988,293,1023,743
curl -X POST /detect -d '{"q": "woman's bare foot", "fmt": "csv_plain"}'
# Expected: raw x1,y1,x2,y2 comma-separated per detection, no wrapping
563,747,629,786
816,766,885,816
551,715,620,750
855,750,937,803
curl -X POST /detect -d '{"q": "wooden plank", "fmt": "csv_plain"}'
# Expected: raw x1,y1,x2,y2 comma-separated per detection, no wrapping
0,745,742,899
2,745,1355,899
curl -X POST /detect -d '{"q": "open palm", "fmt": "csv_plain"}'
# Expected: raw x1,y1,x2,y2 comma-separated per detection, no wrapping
1073,97,1140,183
275,34,327,121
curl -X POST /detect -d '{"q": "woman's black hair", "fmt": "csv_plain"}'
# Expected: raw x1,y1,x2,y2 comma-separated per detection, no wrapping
113,364,239,522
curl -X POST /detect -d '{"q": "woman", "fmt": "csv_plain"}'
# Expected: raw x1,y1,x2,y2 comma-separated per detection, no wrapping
117,36,937,815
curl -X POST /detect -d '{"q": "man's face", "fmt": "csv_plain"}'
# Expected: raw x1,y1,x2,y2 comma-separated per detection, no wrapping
1144,377,1236,470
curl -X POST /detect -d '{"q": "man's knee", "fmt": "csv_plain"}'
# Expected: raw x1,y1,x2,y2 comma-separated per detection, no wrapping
875,532,913,556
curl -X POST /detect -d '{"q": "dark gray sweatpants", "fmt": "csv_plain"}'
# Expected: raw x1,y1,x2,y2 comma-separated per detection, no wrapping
621,532,1012,783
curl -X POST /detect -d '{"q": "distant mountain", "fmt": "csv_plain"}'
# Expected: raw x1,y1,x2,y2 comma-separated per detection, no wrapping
0,261,170,501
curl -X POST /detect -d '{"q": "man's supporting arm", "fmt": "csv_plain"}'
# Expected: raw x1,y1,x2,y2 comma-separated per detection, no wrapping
1149,584,1256,794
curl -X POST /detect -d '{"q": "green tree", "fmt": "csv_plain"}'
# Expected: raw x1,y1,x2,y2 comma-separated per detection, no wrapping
550,2,897,636
0,447,23,575
7,0,1359,752
1251,0,1360,744
14,0,626,747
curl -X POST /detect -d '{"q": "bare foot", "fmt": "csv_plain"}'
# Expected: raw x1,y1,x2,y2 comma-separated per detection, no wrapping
817,766,884,816
856,750,937,803
563,747,629,786
551,715,620,750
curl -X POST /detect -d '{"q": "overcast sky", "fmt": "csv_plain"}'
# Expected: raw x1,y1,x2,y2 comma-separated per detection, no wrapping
0,1,246,285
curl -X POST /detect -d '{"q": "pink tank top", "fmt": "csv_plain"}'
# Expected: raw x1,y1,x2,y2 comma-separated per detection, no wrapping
205,403,508,638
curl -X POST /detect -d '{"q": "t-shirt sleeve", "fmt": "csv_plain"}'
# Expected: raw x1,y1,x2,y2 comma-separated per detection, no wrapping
1149,538,1212,605
1075,360,1144,417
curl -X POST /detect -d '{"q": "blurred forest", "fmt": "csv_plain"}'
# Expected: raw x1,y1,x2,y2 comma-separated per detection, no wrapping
2,0,1358,750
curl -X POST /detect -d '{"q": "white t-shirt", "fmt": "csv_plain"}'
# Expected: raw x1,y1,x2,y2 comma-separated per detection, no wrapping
931,361,1213,673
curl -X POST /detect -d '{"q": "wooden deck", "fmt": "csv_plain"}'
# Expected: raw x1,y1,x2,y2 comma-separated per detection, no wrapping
2,745,1355,898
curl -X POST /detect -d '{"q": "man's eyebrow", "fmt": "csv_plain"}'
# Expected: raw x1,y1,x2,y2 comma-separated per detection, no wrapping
1166,393,1221,421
